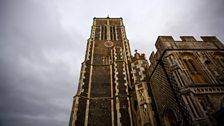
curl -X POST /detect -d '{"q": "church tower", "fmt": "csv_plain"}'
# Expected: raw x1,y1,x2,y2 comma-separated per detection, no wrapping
69,17,134,126
69,17,224,126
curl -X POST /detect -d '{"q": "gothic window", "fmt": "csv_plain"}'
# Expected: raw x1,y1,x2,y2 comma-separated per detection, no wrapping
113,26,117,40
215,56,224,67
100,26,103,40
183,59,197,74
95,27,101,40
197,95,213,114
101,25,107,40
182,53,198,74
110,26,113,40
181,53,208,84
212,52,224,83
104,26,107,40
213,52,224,67
110,26,117,40
116,27,122,40
167,54,174,66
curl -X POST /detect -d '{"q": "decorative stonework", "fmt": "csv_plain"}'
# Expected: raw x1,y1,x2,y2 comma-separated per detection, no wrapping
104,41,114,48
149,36,224,126
69,18,224,126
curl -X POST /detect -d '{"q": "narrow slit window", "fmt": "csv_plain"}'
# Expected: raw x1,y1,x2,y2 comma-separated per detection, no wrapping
101,26,104,40
110,26,113,40
104,26,107,40
113,26,116,40
99,26,102,40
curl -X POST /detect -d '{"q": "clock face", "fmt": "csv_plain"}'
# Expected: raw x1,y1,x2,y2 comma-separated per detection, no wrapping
104,41,114,48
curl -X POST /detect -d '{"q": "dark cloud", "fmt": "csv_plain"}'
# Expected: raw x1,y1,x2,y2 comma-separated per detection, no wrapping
0,0,223,126
0,0,84,126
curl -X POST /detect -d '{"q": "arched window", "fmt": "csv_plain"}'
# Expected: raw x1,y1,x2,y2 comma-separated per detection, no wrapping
183,59,197,74
220,97,224,109
100,25,107,40
213,52,224,68
163,108,178,126
181,53,208,84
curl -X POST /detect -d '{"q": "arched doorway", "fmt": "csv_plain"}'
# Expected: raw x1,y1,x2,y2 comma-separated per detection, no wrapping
163,108,178,126
213,97,224,126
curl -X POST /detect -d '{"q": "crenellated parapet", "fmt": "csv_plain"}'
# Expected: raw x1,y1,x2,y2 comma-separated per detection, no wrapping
131,50,147,62
149,36,224,80
154,36,224,57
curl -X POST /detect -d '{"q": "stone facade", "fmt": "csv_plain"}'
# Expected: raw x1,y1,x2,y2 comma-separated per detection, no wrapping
69,17,224,126
69,17,135,126
148,36,224,126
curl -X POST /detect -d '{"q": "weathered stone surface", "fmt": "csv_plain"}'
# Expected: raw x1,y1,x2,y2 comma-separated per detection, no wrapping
148,36,224,126
69,17,224,126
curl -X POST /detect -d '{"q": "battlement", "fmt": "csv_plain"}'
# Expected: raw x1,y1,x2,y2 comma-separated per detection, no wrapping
155,36,223,57
93,17,123,20
131,50,147,62
93,17,123,26
180,36,197,41
156,36,222,43
149,36,224,65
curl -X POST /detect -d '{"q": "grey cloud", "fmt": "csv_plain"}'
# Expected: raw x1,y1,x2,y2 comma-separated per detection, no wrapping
0,0,84,126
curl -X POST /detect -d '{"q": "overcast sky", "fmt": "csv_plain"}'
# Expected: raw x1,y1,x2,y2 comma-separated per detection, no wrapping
0,0,223,126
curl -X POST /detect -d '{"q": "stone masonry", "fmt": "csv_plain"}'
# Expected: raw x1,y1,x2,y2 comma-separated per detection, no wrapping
69,17,224,126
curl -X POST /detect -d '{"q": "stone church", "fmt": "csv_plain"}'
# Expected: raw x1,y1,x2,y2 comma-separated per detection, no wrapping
69,17,224,126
